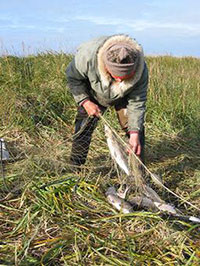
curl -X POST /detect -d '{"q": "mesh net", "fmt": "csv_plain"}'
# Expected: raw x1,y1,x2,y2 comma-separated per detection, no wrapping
69,113,147,195
1,111,199,213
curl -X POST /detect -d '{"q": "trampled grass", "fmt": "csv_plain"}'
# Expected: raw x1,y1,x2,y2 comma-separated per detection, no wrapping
0,53,200,265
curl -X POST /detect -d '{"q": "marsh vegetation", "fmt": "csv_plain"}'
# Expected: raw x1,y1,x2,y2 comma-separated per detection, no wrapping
0,53,199,265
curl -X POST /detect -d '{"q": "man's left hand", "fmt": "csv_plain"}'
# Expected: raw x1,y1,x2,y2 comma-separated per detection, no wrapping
129,132,141,156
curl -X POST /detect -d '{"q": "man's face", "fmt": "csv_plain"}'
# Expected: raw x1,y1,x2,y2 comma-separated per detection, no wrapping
109,71,135,82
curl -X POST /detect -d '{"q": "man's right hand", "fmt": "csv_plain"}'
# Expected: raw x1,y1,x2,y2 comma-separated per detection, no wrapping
82,100,101,117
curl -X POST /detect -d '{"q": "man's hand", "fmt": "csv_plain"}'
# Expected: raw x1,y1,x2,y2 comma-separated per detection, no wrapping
82,100,101,117
129,132,141,156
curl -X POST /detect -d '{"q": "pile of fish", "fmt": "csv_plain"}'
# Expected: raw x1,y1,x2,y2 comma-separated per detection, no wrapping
104,124,200,224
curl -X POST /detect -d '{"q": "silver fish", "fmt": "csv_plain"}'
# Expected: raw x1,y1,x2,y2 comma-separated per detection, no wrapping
154,201,177,214
129,195,177,214
104,125,130,175
106,188,200,223
142,185,163,203
115,182,177,214
116,182,163,203
129,196,159,210
106,186,133,213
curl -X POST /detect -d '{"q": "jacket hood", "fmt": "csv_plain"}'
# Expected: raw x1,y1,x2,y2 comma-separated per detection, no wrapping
97,35,144,96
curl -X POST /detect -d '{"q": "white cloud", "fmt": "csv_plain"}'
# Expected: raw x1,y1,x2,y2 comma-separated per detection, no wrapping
0,13,67,33
75,15,200,36
0,20,65,33
1,12,200,37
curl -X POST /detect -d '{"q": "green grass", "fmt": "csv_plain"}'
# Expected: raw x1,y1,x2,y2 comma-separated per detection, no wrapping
0,53,200,265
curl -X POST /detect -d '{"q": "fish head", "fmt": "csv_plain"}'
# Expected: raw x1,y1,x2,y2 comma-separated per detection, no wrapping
107,194,123,210
154,202,177,215
106,186,117,196
107,194,133,213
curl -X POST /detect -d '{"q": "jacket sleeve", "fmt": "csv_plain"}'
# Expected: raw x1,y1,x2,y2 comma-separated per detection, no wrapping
126,63,148,131
66,57,90,104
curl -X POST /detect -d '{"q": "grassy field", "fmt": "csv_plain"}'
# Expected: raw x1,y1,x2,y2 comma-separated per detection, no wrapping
0,53,200,265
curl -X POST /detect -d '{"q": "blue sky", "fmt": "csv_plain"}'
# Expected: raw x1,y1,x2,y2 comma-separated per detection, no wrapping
0,0,200,56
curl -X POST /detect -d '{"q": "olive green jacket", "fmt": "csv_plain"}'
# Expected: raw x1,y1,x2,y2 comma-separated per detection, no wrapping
66,34,148,131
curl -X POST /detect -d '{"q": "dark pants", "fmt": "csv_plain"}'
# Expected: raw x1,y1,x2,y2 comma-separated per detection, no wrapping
70,99,145,166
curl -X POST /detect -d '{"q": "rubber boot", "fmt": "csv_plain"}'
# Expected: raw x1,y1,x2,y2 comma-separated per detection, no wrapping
70,106,99,166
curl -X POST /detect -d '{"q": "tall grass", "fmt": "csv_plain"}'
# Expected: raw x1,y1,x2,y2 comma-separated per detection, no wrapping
146,56,200,136
0,52,199,265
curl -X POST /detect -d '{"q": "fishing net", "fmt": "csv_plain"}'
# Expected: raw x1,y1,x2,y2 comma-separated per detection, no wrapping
68,111,147,192
70,116,100,167
0,108,199,213
68,112,200,210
